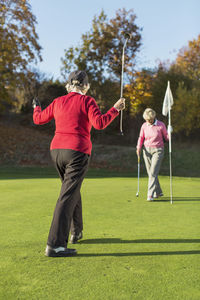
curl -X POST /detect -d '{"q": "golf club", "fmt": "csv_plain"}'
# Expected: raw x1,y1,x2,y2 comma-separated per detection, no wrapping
120,32,132,135
136,155,140,197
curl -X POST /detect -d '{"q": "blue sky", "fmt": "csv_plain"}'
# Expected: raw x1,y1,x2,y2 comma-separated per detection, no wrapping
29,0,200,80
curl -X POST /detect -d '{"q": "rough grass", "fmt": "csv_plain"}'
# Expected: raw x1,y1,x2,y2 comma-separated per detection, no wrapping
92,142,200,177
1,117,200,177
0,167,200,300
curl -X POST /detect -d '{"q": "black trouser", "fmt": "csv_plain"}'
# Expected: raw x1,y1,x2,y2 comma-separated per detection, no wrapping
47,149,90,248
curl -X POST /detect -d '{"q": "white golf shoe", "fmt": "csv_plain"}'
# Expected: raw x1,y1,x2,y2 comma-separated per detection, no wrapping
147,196,154,201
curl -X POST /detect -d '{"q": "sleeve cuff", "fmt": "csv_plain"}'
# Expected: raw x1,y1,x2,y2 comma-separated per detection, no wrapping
34,106,41,112
111,106,119,115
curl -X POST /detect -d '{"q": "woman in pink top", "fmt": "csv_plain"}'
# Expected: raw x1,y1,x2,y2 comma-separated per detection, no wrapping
136,108,169,201
32,70,125,257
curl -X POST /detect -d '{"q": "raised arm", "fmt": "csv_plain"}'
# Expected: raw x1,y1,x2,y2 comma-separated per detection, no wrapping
87,98,124,130
33,100,55,125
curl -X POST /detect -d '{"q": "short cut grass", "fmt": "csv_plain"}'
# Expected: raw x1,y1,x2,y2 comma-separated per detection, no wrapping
0,167,200,299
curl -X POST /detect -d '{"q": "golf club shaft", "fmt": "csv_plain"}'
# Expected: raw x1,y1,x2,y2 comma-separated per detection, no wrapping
137,156,140,195
120,38,128,135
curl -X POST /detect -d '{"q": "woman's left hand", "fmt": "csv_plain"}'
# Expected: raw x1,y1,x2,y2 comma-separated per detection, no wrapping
167,125,173,135
114,98,125,111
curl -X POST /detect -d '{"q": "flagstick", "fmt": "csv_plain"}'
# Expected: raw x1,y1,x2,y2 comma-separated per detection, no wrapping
168,81,173,204
168,109,173,204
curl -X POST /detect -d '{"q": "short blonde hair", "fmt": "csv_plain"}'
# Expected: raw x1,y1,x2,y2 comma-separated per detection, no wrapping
143,108,156,121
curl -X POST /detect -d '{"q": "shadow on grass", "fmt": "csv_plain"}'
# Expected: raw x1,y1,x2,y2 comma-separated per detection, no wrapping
154,197,200,202
80,238,200,244
78,238,200,257
77,250,200,257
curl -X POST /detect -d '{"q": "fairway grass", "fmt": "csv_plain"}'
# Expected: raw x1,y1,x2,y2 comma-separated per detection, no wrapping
0,169,200,300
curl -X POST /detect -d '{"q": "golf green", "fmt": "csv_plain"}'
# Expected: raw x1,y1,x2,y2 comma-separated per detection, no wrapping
0,169,199,300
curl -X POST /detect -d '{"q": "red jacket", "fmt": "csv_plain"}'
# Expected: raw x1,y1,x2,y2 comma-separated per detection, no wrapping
33,92,119,155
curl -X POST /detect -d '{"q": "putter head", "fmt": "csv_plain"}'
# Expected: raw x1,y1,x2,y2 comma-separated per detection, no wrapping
136,192,139,197
122,31,132,40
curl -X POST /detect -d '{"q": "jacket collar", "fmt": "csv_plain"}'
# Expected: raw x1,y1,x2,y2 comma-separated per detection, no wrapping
147,119,158,126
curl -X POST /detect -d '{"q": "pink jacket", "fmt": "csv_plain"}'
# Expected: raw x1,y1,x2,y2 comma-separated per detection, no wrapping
137,120,169,150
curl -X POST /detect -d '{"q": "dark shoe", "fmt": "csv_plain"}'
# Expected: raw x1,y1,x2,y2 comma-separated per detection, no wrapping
45,245,77,257
70,232,83,244
154,193,164,198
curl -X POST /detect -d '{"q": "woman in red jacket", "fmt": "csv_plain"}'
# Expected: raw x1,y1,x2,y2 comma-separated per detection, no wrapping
33,70,125,257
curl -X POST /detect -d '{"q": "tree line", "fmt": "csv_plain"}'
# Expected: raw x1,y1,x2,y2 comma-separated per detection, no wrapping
0,0,200,140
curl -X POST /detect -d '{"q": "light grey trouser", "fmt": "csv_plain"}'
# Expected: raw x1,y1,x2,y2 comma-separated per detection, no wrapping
143,147,164,197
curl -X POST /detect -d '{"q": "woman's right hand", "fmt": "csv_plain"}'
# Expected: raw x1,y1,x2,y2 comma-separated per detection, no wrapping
114,98,125,111
32,97,41,109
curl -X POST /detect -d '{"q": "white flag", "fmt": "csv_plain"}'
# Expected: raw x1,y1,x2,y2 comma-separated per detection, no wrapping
162,81,173,116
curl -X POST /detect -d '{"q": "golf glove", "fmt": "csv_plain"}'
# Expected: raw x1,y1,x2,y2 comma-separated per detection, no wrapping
114,98,125,111
167,125,173,135
32,97,41,109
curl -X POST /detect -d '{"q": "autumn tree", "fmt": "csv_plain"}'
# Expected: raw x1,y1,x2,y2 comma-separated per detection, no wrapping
172,82,200,136
13,70,66,113
125,69,154,116
61,8,142,108
126,35,200,130
0,0,42,110
174,34,200,81
169,35,200,136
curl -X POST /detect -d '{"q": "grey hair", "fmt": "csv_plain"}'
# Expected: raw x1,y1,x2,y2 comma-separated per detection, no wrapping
65,82,90,94
143,108,156,121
